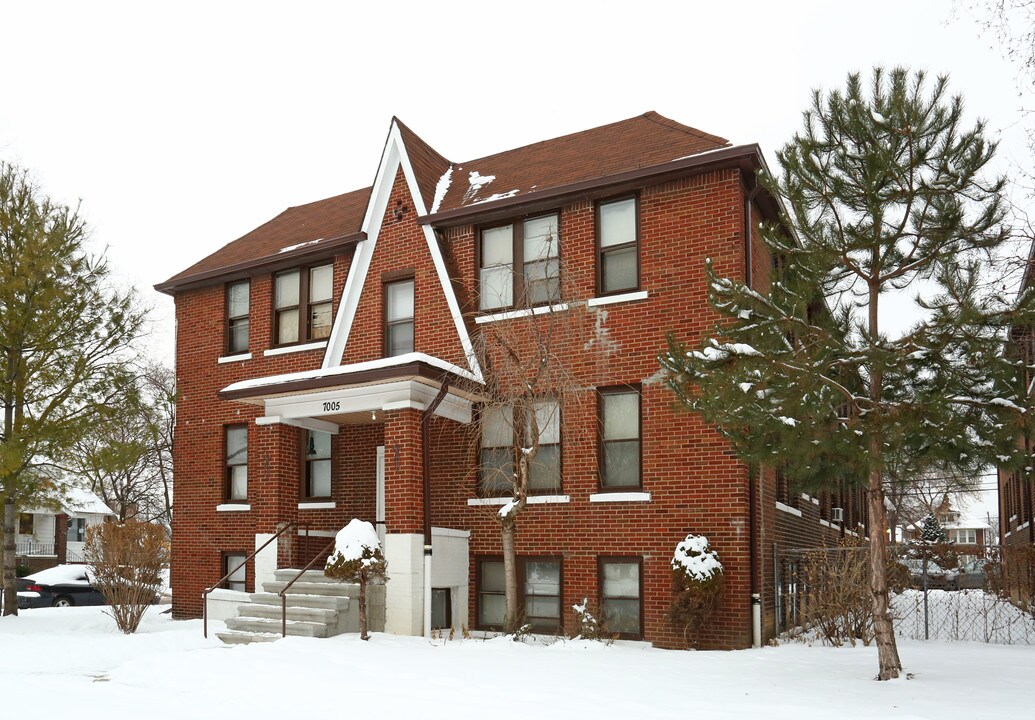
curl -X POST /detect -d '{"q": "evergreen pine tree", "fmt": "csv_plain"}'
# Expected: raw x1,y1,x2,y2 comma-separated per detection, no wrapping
661,67,1035,680
918,513,948,545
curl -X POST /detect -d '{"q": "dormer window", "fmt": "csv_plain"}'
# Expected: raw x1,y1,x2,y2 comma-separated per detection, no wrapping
273,264,333,346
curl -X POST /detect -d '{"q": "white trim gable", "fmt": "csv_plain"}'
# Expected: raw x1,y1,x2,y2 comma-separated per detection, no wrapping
322,121,483,383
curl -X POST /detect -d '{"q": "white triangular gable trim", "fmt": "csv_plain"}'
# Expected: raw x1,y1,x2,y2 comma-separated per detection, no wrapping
322,121,483,383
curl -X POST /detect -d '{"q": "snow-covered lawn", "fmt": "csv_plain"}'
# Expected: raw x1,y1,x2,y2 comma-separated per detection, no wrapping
1,607,1029,719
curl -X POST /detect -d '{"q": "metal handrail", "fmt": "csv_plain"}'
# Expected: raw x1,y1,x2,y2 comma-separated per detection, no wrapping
278,536,337,637
202,521,306,638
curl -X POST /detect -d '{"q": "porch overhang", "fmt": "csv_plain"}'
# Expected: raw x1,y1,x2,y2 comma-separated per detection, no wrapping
219,352,481,426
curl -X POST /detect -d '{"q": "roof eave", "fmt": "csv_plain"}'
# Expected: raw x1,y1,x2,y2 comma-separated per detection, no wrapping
154,231,367,295
419,144,765,228
218,359,473,402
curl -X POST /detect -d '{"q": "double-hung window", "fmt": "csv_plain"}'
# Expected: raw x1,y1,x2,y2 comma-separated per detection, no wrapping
477,557,562,632
222,552,247,592
225,425,248,501
479,400,561,496
599,387,641,489
226,280,250,354
479,213,560,311
18,513,33,536
597,197,638,294
384,279,415,357
304,430,332,499
600,557,642,638
273,264,333,345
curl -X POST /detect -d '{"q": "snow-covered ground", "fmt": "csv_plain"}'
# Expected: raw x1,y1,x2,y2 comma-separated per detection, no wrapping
1,606,1029,718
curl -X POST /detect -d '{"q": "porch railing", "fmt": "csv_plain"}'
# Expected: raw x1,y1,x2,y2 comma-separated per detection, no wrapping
202,522,308,638
16,540,55,557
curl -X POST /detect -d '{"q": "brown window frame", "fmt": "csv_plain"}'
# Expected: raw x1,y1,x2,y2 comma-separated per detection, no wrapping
477,400,563,497
221,551,249,592
383,273,416,358
595,194,640,296
271,263,334,347
224,424,248,502
476,211,562,312
300,429,333,501
225,279,250,355
598,555,644,640
597,385,642,491
474,555,564,634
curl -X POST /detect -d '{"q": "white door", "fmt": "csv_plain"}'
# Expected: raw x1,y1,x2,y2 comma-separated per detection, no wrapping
376,445,386,546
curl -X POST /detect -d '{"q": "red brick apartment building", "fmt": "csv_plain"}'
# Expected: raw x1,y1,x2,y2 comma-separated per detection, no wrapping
157,112,859,648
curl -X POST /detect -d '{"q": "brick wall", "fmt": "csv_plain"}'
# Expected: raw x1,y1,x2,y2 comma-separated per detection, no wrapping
169,162,836,648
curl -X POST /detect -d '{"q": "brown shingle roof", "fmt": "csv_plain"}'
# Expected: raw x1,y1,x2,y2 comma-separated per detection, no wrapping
156,187,369,291
157,112,730,293
433,111,729,213
394,117,451,213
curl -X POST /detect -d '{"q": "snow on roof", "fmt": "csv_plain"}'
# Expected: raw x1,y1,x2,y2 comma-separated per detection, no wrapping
429,166,453,215
63,487,114,516
221,351,480,395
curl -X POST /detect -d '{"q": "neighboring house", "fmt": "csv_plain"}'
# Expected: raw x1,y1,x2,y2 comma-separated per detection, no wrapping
901,499,991,557
16,487,114,572
156,112,853,649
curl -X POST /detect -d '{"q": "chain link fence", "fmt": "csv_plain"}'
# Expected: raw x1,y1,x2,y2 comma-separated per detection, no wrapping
775,543,1035,645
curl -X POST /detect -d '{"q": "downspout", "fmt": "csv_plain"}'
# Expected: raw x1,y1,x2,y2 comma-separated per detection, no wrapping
421,382,450,637
745,181,762,648
744,181,760,290
749,464,761,648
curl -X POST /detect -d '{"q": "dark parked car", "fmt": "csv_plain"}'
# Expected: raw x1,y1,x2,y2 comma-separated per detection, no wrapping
901,558,960,591
16,564,106,609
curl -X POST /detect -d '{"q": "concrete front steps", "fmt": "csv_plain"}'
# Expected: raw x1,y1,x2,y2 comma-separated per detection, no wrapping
216,569,385,645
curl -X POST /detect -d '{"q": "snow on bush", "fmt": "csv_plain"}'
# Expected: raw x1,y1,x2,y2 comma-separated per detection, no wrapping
668,533,724,649
571,597,612,643
325,519,387,641
672,534,723,582
328,518,382,566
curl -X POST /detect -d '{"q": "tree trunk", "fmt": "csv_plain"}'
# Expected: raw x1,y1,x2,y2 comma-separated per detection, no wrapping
867,276,900,680
501,519,520,633
3,499,17,616
359,576,369,641
867,463,900,679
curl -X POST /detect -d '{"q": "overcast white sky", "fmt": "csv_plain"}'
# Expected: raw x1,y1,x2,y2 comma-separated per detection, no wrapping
1,0,1025,514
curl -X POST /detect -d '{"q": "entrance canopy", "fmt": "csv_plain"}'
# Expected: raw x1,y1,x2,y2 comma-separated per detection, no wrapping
219,352,480,433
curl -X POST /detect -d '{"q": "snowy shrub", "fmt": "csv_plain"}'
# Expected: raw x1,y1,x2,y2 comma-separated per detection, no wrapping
324,519,387,641
83,520,168,634
668,533,724,649
571,597,613,644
